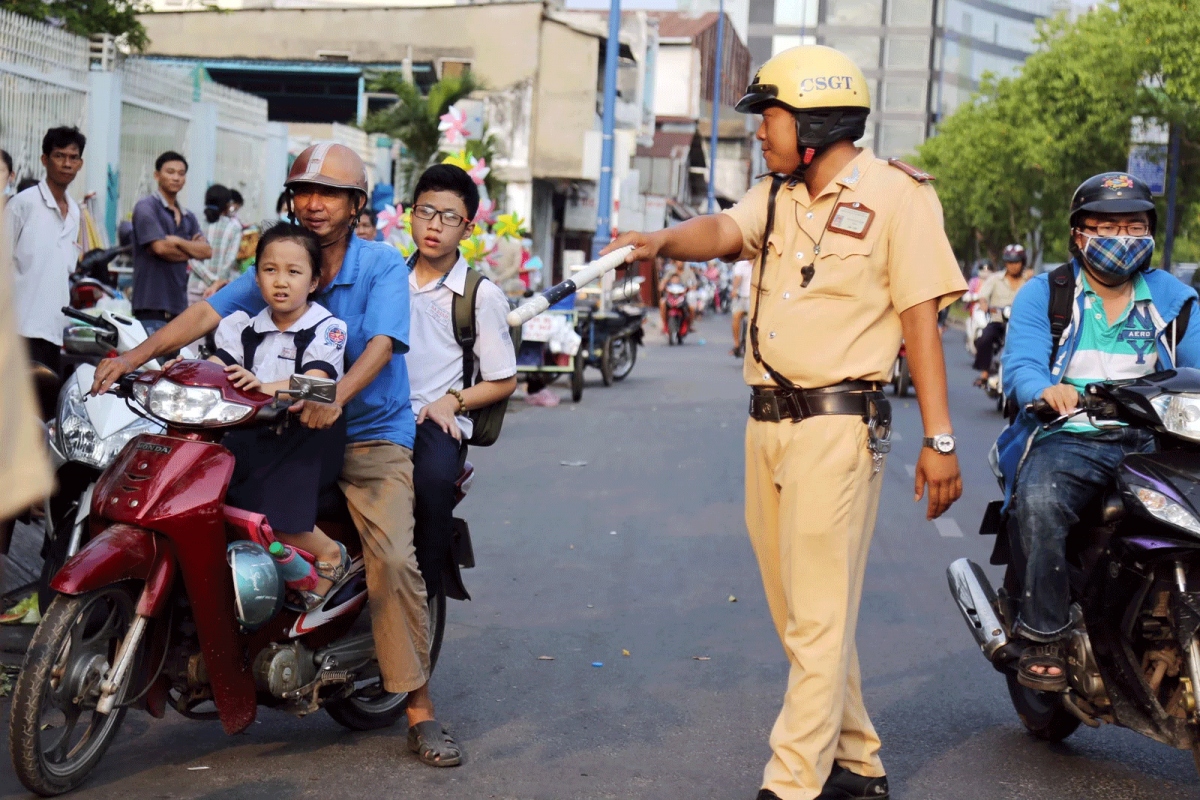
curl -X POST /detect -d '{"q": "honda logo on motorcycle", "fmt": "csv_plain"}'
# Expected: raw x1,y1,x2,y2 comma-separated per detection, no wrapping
135,442,171,454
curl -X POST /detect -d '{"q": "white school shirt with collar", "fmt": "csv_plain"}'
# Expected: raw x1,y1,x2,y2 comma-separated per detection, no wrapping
213,302,347,384
406,256,517,439
5,181,81,345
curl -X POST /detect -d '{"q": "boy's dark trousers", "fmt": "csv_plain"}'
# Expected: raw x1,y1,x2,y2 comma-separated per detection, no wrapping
412,418,465,598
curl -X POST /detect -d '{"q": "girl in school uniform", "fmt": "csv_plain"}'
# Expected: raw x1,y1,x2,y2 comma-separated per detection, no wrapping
210,222,351,608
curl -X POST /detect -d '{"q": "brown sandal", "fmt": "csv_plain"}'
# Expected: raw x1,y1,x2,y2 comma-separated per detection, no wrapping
407,720,462,767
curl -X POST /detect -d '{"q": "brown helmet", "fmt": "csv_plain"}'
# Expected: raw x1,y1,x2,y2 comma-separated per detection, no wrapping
286,142,368,198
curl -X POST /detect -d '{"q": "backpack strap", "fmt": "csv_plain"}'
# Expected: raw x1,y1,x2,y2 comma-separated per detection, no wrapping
291,314,335,373
453,269,486,390
1178,298,1194,341
240,324,268,375
1047,263,1076,368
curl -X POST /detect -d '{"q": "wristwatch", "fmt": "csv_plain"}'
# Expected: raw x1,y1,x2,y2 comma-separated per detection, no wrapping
923,434,956,454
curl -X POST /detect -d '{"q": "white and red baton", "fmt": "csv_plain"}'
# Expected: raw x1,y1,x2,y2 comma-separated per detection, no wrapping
506,246,634,327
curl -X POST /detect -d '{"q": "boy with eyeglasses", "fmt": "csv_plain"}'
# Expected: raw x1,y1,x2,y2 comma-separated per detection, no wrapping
998,171,1200,692
403,164,516,761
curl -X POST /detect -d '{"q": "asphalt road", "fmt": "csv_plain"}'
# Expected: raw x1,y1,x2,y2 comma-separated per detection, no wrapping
3,315,1200,799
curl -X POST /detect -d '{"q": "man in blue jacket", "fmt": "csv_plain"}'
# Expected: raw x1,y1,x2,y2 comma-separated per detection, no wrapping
998,172,1200,692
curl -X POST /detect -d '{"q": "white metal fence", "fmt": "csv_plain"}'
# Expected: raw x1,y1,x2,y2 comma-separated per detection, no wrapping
0,9,89,192
118,59,195,220
203,81,270,224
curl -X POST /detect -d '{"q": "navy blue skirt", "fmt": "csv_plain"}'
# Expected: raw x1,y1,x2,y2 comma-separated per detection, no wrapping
223,416,346,535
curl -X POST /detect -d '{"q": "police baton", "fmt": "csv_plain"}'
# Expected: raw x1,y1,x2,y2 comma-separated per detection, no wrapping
506,246,634,327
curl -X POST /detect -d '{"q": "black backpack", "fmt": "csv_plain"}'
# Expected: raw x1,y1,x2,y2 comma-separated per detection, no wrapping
1046,263,1193,367
452,269,515,447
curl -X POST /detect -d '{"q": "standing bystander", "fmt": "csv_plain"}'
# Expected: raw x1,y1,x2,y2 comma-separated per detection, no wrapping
130,151,211,335
188,184,243,305
0,149,15,196
4,126,87,373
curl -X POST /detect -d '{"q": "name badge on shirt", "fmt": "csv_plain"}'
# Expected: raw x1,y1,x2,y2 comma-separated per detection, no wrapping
280,346,296,361
827,202,875,239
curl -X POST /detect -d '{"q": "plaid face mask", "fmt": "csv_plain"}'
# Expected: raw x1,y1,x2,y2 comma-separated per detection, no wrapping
1081,233,1155,282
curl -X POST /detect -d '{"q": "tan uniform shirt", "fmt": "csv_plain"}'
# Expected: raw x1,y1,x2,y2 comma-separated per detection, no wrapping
724,148,968,388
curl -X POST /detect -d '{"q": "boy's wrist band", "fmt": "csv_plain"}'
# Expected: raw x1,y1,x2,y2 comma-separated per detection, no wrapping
447,388,466,413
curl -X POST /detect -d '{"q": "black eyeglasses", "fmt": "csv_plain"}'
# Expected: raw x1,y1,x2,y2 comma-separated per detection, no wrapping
412,204,467,228
1080,222,1150,237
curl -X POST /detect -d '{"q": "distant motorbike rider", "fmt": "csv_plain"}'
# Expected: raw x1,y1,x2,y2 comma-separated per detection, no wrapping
972,244,1029,386
997,172,1200,691
658,259,695,333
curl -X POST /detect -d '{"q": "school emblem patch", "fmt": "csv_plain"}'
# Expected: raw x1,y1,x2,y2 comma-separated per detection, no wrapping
1102,175,1135,190
325,325,347,350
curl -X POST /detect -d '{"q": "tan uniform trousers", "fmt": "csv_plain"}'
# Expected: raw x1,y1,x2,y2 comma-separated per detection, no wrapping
745,414,886,800
339,439,431,694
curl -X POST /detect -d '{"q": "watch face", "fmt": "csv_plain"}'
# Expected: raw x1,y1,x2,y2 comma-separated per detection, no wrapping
934,435,955,453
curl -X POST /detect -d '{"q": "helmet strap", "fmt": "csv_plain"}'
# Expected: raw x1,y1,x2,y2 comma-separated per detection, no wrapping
792,110,847,172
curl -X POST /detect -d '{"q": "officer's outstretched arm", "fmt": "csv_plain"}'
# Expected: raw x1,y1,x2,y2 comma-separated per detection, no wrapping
603,214,744,265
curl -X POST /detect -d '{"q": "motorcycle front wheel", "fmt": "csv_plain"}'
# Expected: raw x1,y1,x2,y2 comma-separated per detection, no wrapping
1004,671,1080,742
10,587,137,796
611,338,636,382
667,315,681,346
325,587,447,731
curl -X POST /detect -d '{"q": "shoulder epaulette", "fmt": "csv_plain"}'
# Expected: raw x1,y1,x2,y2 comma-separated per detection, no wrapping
887,158,935,183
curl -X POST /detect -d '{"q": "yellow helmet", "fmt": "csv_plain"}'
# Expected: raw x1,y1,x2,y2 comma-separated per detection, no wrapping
736,45,871,113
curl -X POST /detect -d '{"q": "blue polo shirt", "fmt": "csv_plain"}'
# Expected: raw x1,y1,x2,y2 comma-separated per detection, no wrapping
208,235,415,448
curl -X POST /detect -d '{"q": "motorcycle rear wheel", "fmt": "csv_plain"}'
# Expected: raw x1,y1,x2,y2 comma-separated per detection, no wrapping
667,316,681,346
325,588,447,731
1004,672,1080,742
10,587,137,796
600,339,615,387
612,338,636,382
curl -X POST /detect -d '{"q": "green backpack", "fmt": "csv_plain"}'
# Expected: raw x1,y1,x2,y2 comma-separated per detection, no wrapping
451,269,517,447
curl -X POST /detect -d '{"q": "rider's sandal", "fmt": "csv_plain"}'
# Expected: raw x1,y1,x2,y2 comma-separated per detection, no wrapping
1017,641,1068,692
296,542,350,612
407,720,463,767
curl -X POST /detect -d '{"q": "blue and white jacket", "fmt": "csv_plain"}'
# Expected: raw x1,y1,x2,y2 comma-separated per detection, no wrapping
995,261,1200,510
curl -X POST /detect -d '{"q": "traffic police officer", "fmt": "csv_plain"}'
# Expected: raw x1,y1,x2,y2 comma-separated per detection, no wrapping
606,45,966,800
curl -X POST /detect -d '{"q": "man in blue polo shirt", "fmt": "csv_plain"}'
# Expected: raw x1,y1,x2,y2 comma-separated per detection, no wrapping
92,143,458,766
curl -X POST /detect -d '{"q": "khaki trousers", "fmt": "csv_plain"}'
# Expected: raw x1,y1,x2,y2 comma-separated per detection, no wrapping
745,415,886,800
339,440,431,694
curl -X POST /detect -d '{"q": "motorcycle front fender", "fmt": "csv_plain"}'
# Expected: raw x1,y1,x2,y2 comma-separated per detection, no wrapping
51,523,158,594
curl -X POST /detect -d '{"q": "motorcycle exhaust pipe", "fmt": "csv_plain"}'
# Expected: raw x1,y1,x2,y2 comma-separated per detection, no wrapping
946,558,1008,661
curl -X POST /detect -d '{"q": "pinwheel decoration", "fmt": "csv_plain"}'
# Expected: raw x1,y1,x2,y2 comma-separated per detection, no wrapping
377,204,403,239
494,211,524,240
459,234,492,266
466,156,490,185
438,106,470,148
474,196,496,226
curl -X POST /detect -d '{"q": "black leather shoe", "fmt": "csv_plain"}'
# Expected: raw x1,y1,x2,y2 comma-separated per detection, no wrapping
755,791,782,800
816,764,889,799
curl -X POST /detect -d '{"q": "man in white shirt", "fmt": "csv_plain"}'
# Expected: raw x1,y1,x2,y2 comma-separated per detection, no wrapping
4,127,86,372
403,164,517,766
730,259,752,354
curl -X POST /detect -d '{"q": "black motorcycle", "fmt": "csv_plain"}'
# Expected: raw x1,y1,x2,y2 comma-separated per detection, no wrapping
950,369,1200,775
577,304,646,386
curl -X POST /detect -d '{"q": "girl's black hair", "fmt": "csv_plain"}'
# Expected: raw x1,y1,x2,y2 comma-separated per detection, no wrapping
0,149,12,176
203,184,233,224
255,222,323,285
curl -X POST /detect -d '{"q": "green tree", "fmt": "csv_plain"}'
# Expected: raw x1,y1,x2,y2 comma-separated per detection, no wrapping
2,0,149,50
917,0,1200,265
363,72,478,192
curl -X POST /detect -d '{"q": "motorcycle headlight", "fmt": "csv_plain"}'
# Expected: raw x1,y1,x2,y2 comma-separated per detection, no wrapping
57,382,163,468
146,379,253,426
1133,486,1200,535
1151,394,1200,443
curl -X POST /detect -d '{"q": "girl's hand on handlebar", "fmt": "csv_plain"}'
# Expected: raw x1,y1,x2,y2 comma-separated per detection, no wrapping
224,365,262,393
1041,384,1080,416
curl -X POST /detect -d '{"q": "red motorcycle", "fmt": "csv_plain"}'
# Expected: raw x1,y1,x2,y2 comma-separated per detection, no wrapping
663,282,690,346
8,360,474,796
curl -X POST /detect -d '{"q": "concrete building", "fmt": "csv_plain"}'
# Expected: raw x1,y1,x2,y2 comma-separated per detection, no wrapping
743,0,1067,157
136,2,657,278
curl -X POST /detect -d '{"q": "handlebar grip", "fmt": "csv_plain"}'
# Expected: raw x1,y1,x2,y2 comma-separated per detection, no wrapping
61,306,99,325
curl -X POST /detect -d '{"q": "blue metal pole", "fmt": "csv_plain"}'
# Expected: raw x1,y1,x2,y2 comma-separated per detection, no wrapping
591,0,623,260
706,0,725,215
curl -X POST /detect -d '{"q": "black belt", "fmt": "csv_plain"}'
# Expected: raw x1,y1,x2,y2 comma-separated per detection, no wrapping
749,381,888,423
135,310,176,322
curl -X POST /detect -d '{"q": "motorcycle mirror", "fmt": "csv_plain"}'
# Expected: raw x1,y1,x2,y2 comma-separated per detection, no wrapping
276,374,337,404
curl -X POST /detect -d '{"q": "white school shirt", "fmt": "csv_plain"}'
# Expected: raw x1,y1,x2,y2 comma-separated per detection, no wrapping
213,302,348,384
5,181,81,345
406,257,517,439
